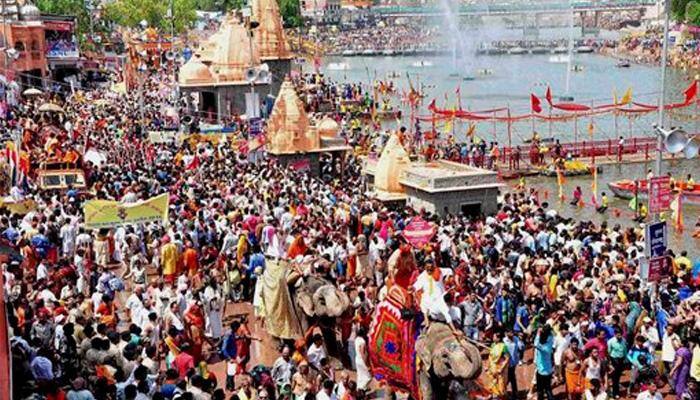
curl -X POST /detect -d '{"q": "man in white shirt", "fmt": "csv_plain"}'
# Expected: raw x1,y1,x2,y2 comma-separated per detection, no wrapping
635,382,662,400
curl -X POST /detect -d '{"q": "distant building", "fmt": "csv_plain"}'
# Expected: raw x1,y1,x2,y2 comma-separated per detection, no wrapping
41,14,80,87
0,1,47,87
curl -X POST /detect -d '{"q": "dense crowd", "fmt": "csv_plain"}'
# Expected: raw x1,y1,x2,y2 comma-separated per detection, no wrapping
2,47,700,400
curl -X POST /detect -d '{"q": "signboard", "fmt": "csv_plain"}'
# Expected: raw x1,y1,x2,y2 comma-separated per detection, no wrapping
83,193,169,229
249,117,263,136
289,158,311,172
648,176,671,213
645,221,667,258
648,256,672,282
402,217,436,248
45,21,79,58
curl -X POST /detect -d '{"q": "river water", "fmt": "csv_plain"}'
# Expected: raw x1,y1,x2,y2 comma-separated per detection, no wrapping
320,39,700,254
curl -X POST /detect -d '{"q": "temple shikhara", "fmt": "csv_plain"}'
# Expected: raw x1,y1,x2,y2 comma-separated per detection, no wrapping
265,78,350,175
179,0,293,120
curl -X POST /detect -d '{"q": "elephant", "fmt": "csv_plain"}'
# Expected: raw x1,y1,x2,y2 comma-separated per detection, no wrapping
294,275,350,318
415,321,483,400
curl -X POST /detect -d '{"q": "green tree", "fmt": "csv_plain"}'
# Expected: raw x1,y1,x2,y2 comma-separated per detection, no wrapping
671,0,693,20
278,0,301,27
36,0,91,40
102,0,197,33
195,0,246,12
686,1,700,25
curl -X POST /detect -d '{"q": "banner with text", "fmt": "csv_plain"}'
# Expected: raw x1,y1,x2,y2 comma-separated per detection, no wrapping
84,193,169,229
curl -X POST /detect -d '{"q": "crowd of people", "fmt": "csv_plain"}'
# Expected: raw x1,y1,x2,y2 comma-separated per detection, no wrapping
2,31,700,400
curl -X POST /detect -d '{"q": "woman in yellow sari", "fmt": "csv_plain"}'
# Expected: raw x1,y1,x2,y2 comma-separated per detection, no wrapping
486,331,510,399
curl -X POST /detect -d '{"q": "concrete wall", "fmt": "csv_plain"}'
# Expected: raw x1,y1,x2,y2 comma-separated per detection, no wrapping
404,187,500,216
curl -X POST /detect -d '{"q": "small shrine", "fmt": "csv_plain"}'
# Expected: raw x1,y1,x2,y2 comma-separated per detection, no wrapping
266,79,350,176
178,15,270,121
364,134,504,216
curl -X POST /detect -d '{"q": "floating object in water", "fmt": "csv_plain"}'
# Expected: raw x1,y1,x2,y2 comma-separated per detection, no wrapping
616,60,631,68
509,47,527,55
552,46,568,54
387,71,401,78
575,46,594,53
462,76,475,81
327,62,350,71
571,64,584,72
609,179,700,206
477,68,493,75
548,55,570,64
411,60,434,68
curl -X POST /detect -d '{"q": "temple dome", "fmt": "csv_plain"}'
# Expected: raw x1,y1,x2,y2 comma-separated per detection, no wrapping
267,78,320,154
19,2,40,21
252,0,292,60
374,133,410,193
317,117,339,137
210,16,260,83
179,57,214,86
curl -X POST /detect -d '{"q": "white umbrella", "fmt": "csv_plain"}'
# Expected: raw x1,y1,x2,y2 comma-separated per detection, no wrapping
22,88,43,96
38,103,65,113
84,149,107,167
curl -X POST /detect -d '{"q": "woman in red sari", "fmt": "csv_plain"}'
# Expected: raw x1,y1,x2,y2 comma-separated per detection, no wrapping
184,302,206,363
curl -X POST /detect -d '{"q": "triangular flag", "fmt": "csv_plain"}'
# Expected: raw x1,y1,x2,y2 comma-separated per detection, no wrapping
531,94,542,113
684,80,698,105
620,88,632,105
613,88,618,105
591,167,598,206
628,196,638,211
545,86,553,106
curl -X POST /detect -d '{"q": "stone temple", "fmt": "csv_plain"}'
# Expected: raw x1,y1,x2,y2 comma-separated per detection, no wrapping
364,134,504,216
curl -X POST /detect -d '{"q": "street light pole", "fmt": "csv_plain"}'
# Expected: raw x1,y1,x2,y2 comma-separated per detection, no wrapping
655,0,670,177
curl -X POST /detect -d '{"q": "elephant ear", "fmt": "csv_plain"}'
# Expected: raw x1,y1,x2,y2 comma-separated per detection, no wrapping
462,341,483,379
414,334,433,373
312,285,349,317
296,291,315,317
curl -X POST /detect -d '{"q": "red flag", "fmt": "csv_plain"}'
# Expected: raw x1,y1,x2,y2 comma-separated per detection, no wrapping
186,155,200,170
684,80,698,105
531,94,542,113
545,86,553,106
428,99,437,112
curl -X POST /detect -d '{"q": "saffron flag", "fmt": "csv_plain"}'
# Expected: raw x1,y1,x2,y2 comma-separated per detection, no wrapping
556,168,566,200
545,86,553,106
588,121,595,138
591,167,598,206
620,88,632,105
466,123,476,137
684,80,698,105
670,194,683,232
531,94,542,113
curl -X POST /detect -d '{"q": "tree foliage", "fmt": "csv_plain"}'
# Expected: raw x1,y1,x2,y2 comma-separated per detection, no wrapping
36,0,91,37
278,0,301,27
102,0,198,33
671,0,700,26
195,0,246,12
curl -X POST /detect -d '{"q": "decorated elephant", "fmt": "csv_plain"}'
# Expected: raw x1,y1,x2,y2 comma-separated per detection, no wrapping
415,321,483,400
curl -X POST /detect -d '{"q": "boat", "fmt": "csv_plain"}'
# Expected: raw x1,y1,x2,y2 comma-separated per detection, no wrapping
382,49,395,56
571,64,584,72
608,179,700,205
327,62,350,71
548,54,570,64
462,76,476,81
341,50,355,56
387,71,401,79
530,47,548,54
477,68,494,75
616,60,631,68
552,46,568,54
575,46,594,53
509,47,527,55
362,49,377,56
540,160,600,177
411,60,434,68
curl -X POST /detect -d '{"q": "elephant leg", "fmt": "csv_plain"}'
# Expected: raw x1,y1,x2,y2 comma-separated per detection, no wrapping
418,371,433,400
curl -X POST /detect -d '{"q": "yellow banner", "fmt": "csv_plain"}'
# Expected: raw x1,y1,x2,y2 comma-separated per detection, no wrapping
84,193,169,229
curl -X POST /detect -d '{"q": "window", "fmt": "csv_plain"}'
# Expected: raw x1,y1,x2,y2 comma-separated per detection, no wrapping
14,41,25,52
